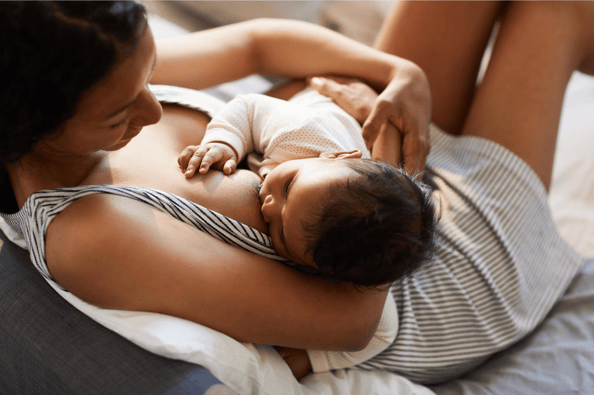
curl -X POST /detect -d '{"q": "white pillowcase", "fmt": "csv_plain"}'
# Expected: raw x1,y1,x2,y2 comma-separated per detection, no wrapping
42,276,432,395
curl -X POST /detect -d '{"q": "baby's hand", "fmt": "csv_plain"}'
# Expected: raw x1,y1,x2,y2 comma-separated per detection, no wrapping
178,142,238,177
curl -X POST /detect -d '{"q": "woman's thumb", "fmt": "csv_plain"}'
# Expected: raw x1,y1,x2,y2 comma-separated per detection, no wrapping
309,77,341,98
361,105,389,149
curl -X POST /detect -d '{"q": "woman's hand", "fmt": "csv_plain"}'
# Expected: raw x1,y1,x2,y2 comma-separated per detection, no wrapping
308,63,431,173
369,64,431,174
371,121,403,168
275,346,312,380
307,76,402,167
308,76,379,125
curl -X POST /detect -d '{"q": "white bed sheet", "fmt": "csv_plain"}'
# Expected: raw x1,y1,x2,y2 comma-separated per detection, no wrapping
36,277,432,395
550,71,594,258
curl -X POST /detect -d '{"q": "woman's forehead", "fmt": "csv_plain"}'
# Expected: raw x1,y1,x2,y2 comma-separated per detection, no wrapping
75,28,156,120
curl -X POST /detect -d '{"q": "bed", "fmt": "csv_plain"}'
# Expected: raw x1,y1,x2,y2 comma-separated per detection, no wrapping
1,10,593,395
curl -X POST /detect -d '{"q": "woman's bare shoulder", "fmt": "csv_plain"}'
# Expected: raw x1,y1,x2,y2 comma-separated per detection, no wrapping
44,193,176,308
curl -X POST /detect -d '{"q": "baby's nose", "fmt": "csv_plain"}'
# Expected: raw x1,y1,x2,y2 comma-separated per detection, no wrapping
261,194,274,223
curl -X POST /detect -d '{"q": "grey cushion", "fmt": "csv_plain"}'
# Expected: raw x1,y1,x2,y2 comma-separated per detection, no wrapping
0,231,232,395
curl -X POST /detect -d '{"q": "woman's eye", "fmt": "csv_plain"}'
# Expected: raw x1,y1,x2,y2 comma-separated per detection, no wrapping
109,119,127,129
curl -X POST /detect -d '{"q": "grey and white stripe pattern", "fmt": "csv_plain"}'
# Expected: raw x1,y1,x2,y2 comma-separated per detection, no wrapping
356,126,584,384
149,84,227,117
1,184,292,286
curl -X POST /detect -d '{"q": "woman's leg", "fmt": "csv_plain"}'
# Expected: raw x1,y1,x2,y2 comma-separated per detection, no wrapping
374,1,505,135
461,1,594,190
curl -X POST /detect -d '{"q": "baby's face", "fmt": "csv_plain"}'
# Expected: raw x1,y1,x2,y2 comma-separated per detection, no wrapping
258,157,355,267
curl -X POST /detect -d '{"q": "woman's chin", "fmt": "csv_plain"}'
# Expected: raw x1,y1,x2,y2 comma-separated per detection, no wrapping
107,129,142,151
105,140,131,151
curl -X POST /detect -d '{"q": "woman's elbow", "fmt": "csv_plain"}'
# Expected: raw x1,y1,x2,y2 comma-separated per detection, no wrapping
335,300,384,351
345,319,380,352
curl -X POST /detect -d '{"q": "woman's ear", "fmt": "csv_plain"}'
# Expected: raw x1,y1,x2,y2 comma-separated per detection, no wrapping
319,150,363,160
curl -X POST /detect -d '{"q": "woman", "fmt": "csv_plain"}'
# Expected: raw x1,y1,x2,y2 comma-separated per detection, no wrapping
0,0,590,386
0,1,428,353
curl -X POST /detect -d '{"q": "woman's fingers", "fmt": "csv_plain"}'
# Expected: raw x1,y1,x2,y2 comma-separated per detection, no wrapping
307,75,351,86
402,118,430,175
371,121,403,167
308,65,431,174
361,99,393,149
308,76,378,124
309,77,347,101
363,65,431,174
363,102,430,174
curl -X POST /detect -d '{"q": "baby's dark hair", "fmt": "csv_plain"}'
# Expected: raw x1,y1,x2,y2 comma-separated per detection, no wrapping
303,159,437,289
0,1,146,212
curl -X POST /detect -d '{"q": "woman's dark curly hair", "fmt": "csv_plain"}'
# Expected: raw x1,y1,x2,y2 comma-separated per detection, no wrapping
302,159,438,290
0,1,146,212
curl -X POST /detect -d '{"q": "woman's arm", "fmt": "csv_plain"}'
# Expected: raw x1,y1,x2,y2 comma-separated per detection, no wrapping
45,194,387,351
152,18,404,91
151,19,431,171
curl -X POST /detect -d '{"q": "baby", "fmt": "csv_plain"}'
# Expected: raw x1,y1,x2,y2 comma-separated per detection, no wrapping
178,88,436,288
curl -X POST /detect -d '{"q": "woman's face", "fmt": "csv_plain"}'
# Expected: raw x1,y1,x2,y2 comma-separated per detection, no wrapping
39,26,162,156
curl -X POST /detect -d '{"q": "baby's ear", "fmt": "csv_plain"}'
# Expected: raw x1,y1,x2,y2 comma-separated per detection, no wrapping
319,150,363,160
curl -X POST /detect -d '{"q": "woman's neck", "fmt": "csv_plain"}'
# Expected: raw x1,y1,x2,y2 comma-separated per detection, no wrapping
8,151,108,209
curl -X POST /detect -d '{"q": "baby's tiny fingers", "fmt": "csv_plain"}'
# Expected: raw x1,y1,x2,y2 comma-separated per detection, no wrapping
223,159,237,175
198,148,223,174
185,147,208,177
178,145,198,172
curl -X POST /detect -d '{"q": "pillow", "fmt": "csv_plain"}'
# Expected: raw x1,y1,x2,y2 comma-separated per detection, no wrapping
0,230,230,394
0,227,431,395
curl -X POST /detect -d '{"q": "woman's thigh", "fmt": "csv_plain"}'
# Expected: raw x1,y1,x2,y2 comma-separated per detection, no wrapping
374,1,505,135
461,2,586,190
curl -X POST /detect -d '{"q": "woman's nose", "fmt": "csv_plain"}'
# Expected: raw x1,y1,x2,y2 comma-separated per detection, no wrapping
134,87,163,127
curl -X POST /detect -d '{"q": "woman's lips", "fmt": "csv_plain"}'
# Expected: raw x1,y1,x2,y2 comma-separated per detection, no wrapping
122,127,142,141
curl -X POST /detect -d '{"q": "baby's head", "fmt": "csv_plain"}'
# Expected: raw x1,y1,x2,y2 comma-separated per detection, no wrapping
258,150,437,288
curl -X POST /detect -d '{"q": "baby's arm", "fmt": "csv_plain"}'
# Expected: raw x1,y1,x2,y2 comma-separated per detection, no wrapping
278,293,398,379
178,95,254,177
179,93,299,177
